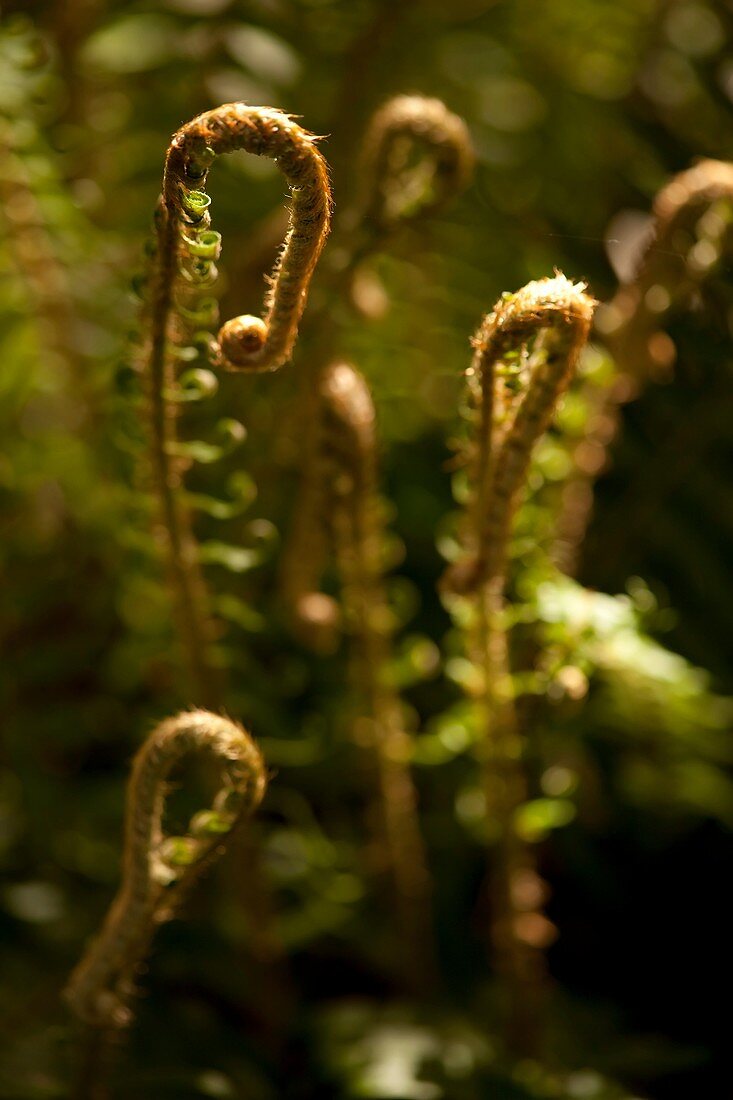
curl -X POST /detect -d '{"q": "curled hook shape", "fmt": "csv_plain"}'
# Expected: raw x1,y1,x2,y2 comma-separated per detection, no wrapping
280,97,472,649
315,362,435,986
599,158,733,379
358,95,474,229
552,160,733,575
281,362,378,653
144,105,331,701
162,103,332,373
64,710,266,1030
444,274,596,596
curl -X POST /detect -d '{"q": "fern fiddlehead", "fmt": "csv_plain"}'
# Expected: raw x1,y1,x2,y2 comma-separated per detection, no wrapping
356,94,475,234
319,361,435,988
555,159,733,575
445,276,596,597
281,95,473,647
64,710,266,1098
444,276,595,1053
65,710,266,1030
602,158,733,378
160,103,332,374
144,103,332,703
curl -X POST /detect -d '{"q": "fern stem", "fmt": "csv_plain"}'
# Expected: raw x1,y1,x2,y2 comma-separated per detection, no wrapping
147,200,218,703
164,103,331,373
445,276,595,1053
65,710,266,1033
555,159,733,575
281,95,473,644
321,362,436,990
145,103,331,699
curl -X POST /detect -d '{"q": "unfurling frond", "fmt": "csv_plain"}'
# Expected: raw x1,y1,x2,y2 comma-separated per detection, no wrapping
162,103,332,373
358,95,474,229
444,274,596,595
65,710,266,1031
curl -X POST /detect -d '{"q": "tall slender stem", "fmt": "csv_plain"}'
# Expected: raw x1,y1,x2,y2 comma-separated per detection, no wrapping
145,104,332,701
65,710,267,1095
322,362,436,990
555,158,733,575
147,202,218,704
444,276,595,1052
281,95,472,644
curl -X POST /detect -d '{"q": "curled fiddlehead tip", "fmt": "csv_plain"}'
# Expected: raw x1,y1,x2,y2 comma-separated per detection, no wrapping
652,158,733,226
293,591,342,652
320,360,377,449
472,274,595,363
162,102,332,374
318,362,436,982
217,313,268,366
144,105,331,695
282,362,375,651
443,274,596,596
64,709,266,1031
600,158,733,377
359,94,474,228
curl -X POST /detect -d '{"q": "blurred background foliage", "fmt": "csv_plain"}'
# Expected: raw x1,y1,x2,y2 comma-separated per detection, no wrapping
0,0,731,1097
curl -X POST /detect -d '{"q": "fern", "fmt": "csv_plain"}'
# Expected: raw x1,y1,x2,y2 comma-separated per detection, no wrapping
141,103,332,704
65,710,266,1094
443,275,596,1053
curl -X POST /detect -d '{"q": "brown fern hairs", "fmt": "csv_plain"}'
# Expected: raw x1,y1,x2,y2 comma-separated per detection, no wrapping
444,274,596,597
317,362,435,988
144,104,332,703
554,158,733,575
65,710,266,1033
281,95,473,647
357,94,474,230
162,103,332,374
444,275,595,1054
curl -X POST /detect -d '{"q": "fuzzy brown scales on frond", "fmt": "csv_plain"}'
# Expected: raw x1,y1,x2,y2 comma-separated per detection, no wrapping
282,363,378,652
143,103,332,702
602,158,733,379
439,278,595,1051
161,103,332,373
320,362,377,487
65,710,266,1032
279,97,472,647
554,160,733,575
315,363,435,989
444,275,596,595
358,95,474,229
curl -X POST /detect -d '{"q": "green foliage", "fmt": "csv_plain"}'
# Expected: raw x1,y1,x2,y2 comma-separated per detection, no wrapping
1,2,732,1099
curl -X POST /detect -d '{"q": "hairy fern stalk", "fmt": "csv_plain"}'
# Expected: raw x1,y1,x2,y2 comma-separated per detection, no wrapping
320,361,435,988
444,275,596,1053
281,94,473,647
65,711,266,1097
54,78,709,1091
142,103,331,704
555,159,733,575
